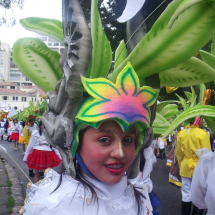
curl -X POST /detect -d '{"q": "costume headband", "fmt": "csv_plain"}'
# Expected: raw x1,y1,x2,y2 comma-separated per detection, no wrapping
72,63,157,157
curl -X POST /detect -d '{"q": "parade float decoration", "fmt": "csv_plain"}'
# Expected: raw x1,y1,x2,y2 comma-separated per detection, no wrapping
12,0,215,178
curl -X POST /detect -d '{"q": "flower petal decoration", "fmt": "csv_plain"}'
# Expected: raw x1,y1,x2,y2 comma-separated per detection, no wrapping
77,62,157,127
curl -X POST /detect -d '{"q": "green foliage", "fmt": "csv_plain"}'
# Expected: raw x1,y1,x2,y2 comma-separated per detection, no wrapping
158,104,178,120
159,57,215,87
13,38,63,92
114,40,127,70
163,105,215,137
175,94,187,110
198,84,206,104
200,50,215,70
157,100,178,112
89,0,112,78
204,117,215,133
20,17,64,44
153,112,171,128
108,0,215,84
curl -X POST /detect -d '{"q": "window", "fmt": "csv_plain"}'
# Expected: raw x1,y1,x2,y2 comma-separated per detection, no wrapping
0,66,3,70
1,53,4,57
3,96,7,100
10,86,15,89
41,98,42,102
0,60,3,65
35,98,36,102
54,42,59,46
32,98,33,102
10,70,21,81
13,96,15,100
0,73,3,78
48,42,52,46
21,97,26,102
22,75,29,81
16,97,18,101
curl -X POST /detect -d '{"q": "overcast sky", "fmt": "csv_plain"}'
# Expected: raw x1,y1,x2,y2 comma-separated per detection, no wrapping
0,0,62,47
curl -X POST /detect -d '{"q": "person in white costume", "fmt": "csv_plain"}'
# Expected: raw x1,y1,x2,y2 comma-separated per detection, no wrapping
21,121,153,215
191,148,215,215
10,119,20,150
20,64,157,215
23,120,62,183
0,119,5,140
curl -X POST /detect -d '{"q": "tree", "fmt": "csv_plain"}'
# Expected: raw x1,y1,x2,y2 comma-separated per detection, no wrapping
0,0,24,27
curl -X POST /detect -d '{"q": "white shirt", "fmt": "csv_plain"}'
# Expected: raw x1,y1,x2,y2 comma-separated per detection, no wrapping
26,124,38,134
21,168,152,215
158,137,165,149
11,123,20,133
0,121,5,128
191,148,215,215
19,126,24,137
129,147,156,193
23,130,61,161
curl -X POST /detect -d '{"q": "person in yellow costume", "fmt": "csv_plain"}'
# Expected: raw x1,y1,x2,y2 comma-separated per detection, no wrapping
23,116,38,177
176,116,211,215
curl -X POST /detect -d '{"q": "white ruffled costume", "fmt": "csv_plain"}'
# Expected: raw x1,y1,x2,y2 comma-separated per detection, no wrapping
191,148,215,215
21,168,153,215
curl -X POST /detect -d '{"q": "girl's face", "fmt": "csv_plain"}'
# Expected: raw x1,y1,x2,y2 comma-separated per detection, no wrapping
14,119,17,123
80,120,136,184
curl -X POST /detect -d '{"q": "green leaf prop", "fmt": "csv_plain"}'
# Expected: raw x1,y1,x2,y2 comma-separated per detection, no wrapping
114,40,127,70
211,36,215,56
89,0,112,79
184,91,192,103
13,38,63,93
175,94,187,110
157,100,178,113
198,84,206,104
190,86,196,107
108,0,215,83
159,57,215,87
163,105,215,137
20,17,64,44
159,104,178,120
153,127,170,136
153,112,171,128
204,117,215,133
199,50,215,70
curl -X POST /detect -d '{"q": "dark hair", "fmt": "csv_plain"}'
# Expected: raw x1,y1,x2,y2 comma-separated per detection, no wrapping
39,121,43,136
53,126,145,215
21,121,25,128
13,119,17,125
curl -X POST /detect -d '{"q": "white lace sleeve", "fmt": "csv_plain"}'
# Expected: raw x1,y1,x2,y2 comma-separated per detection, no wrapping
195,148,214,160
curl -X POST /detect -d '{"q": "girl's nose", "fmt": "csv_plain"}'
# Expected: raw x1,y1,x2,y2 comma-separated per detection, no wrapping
110,140,125,158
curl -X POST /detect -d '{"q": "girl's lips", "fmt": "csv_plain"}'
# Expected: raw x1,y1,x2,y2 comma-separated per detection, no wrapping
104,163,125,174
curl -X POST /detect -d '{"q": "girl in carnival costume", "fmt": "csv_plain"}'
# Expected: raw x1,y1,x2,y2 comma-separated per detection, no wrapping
10,118,20,150
21,64,157,215
23,118,62,183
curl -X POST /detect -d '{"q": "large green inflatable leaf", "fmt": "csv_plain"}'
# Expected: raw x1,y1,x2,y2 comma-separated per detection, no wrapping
13,38,63,92
108,0,215,82
163,105,215,137
153,127,170,137
159,104,178,120
114,40,127,70
159,57,215,87
199,50,215,70
211,36,215,56
157,100,178,113
89,0,112,78
153,112,171,128
20,17,64,44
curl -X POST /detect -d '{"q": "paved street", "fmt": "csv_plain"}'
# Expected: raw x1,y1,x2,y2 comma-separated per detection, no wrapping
0,139,207,214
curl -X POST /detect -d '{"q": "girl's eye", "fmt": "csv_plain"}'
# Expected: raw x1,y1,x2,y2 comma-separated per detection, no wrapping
123,137,134,144
98,137,111,143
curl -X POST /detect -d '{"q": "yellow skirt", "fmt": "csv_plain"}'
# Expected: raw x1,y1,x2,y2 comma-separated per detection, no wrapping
19,136,25,144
